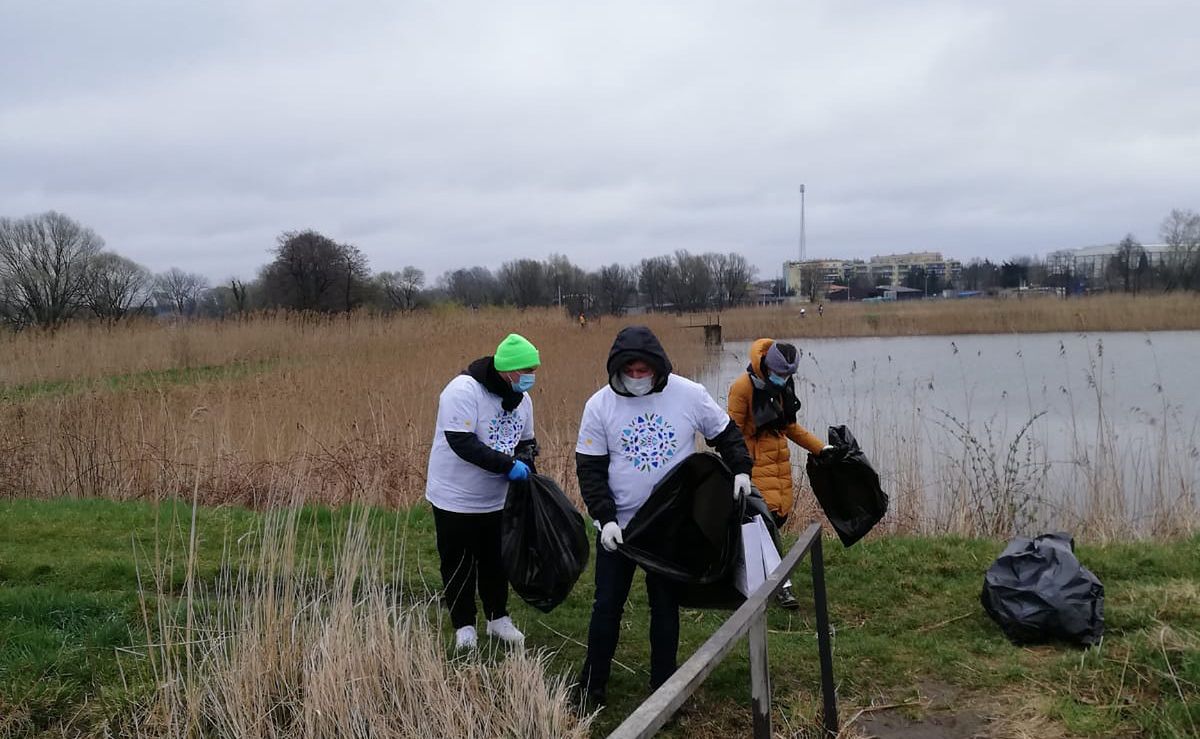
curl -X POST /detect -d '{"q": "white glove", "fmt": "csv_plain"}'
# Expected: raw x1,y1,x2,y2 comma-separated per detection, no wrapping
733,473,752,501
600,521,624,552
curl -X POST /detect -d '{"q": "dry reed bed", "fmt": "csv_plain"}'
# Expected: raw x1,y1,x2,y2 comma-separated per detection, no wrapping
136,475,590,738
715,293,1200,341
0,309,703,508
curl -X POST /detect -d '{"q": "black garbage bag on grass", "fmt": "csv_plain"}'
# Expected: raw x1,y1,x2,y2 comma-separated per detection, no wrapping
621,453,746,587
805,425,888,547
981,532,1104,646
501,474,589,613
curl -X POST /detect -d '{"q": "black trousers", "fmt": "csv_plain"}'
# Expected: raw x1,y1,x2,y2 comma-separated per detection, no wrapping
579,536,680,699
431,504,509,629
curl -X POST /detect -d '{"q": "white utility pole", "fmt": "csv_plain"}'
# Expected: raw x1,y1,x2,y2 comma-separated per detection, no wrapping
799,184,807,263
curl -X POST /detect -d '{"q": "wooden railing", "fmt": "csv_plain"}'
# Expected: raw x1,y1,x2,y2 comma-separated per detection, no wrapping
607,523,838,738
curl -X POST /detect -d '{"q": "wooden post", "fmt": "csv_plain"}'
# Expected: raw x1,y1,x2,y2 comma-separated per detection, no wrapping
749,612,772,738
811,535,839,736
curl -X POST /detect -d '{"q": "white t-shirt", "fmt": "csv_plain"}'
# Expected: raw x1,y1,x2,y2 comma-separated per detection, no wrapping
426,374,534,513
575,373,732,526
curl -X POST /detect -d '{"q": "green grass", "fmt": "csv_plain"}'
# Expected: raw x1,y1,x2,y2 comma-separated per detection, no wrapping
0,359,277,402
0,499,1197,738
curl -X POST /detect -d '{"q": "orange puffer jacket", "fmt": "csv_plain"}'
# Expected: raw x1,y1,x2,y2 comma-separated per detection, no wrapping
727,338,825,517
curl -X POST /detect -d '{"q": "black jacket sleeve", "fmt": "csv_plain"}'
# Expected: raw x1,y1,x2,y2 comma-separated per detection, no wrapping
706,419,754,476
445,431,516,475
576,453,618,525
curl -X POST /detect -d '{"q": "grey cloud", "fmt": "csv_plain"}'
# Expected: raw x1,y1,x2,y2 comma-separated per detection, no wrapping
2,1,1198,282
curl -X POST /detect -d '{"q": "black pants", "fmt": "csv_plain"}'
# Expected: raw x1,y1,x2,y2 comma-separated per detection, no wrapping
579,536,680,699
432,505,509,629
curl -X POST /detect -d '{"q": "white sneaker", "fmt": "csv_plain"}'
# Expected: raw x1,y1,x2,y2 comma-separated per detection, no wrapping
485,616,525,645
455,625,477,651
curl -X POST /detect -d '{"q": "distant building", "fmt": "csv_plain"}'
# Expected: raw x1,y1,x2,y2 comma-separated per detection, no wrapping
784,251,963,296
1047,243,1177,282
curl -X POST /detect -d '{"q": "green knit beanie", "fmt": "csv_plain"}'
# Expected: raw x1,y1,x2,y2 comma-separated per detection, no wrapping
493,333,540,372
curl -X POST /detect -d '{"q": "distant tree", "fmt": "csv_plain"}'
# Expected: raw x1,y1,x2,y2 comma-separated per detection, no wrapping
259,230,369,313
498,259,548,308
0,211,104,327
545,253,587,306
666,250,713,311
1111,234,1147,294
638,256,671,310
596,264,637,315
999,260,1029,289
1159,208,1200,291
708,252,756,307
440,266,500,306
85,252,153,320
962,259,1001,291
155,268,210,316
229,278,251,314
377,266,425,310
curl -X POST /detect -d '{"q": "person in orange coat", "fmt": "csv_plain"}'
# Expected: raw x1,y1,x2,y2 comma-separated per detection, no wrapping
728,338,831,527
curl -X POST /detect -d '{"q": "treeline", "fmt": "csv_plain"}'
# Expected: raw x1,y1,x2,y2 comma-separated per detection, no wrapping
0,212,757,329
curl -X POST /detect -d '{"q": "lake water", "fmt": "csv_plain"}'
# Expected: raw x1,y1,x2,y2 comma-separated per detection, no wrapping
700,331,1200,535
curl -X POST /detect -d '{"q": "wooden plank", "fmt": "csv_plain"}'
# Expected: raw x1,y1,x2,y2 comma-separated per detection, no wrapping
607,523,823,739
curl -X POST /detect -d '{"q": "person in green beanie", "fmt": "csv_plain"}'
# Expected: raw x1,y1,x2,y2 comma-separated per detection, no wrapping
426,333,541,650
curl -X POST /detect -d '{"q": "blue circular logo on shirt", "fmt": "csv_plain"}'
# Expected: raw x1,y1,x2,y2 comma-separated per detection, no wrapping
487,411,523,455
619,413,678,472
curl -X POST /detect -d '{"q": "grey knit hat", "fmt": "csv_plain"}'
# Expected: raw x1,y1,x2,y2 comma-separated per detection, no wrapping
764,342,799,375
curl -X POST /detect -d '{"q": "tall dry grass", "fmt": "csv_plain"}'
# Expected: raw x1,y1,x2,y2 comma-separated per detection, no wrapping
717,293,1200,340
0,308,702,507
135,468,590,738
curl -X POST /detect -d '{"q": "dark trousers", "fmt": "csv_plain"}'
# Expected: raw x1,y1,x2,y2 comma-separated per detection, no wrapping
431,505,509,629
579,536,680,699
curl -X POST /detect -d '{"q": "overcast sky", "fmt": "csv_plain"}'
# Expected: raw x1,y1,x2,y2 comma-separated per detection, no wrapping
3,1,1198,283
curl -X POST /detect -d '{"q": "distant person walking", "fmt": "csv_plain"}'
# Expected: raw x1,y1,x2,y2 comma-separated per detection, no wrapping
727,339,832,606
818,302,824,317
425,333,541,650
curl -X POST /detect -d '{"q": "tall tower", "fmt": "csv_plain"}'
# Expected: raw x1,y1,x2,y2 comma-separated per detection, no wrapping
799,184,806,263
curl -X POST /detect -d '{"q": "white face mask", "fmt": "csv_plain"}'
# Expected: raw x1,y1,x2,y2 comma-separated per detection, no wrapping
623,374,654,396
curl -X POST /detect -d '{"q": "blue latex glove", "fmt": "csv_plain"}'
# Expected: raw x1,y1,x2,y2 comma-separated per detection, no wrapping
507,460,530,481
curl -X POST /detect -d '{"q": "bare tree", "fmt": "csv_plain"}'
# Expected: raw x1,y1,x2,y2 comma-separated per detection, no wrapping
259,230,370,312
440,266,500,306
596,264,637,315
638,256,671,310
666,250,714,311
1110,234,1147,294
86,252,153,320
499,259,549,308
544,253,587,306
0,211,104,327
377,266,425,310
230,278,251,314
1160,208,1200,291
155,268,210,316
709,252,756,307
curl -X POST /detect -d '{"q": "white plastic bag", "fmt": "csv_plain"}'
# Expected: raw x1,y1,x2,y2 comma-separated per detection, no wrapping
735,515,792,597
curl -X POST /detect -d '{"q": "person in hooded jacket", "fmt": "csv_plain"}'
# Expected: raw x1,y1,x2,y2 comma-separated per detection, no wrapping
728,339,833,598
425,333,541,651
575,325,753,706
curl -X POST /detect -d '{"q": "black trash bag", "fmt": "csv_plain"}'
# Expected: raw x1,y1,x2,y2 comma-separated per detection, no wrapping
981,532,1105,646
621,453,746,587
805,425,888,547
501,473,590,613
668,487,783,610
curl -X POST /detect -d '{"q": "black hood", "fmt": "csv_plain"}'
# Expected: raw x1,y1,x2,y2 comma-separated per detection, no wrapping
463,356,525,411
606,326,673,396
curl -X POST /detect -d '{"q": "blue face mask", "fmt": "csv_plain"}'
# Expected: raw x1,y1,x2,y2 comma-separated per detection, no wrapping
768,373,788,387
511,373,536,393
